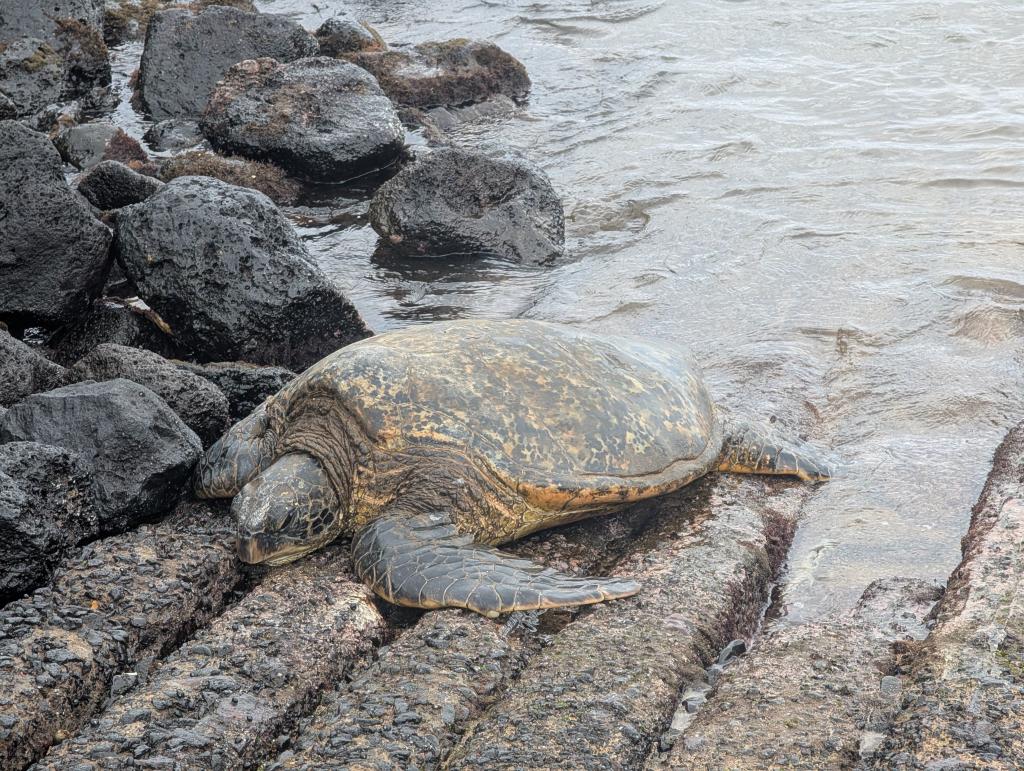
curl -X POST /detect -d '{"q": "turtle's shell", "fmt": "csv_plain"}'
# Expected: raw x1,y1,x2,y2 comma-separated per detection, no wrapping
278,319,720,512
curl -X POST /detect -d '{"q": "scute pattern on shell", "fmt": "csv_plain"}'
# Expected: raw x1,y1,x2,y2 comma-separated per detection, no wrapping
273,319,719,518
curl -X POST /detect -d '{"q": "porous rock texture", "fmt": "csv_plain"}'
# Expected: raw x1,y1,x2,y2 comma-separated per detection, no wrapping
115,176,370,369
370,147,564,265
176,360,295,421
874,422,1024,769
201,56,405,183
77,159,164,210
70,343,229,446
277,497,658,770
314,16,383,57
137,6,317,120
0,331,69,407
142,117,203,151
54,122,148,170
0,120,112,331
0,502,240,769
0,0,110,118
345,39,530,109
446,476,805,770
0,442,101,604
658,577,942,769
37,542,384,770
47,300,179,366
0,379,202,533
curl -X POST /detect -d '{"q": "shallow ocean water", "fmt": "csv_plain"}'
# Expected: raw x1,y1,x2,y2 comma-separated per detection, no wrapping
111,0,1024,622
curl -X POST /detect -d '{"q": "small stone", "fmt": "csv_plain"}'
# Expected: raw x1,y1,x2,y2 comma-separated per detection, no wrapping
717,639,747,666
111,672,138,696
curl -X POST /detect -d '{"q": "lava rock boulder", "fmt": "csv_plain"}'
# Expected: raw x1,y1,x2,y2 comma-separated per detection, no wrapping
54,122,148,170
0,441,102,603
314,16,383,57
142,118,204,152
369,147,565,265
0,0,110,118
176,360,295,421
201,56,405,182
47,300,180,366
137,6,317,121
115,176,370,369
71,344,230,446
0,379,202,533
77,159,164,210
0,120,113,330
0,330,70,407
345,39,530,109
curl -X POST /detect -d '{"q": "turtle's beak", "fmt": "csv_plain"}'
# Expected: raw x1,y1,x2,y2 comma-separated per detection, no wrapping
236,533,270,564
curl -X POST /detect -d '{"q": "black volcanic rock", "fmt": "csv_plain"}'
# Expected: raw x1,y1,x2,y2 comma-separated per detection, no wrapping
114,176,370,369
0,120,112,330
201,56,404,183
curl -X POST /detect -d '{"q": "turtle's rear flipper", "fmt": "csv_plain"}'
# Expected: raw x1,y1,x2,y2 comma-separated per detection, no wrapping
351,512,641,618
718,420,833,482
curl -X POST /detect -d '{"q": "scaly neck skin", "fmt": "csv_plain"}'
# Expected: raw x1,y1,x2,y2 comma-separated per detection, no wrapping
274,392,361,522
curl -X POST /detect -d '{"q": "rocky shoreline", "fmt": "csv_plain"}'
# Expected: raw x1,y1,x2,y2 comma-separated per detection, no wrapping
1,1,1022,769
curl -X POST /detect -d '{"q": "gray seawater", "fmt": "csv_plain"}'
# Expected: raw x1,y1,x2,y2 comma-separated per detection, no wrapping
111,0,1024,622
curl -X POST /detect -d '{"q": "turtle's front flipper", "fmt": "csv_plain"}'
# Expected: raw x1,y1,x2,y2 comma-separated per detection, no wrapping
351,512,641,618
718,420,833,482
194,403,278,499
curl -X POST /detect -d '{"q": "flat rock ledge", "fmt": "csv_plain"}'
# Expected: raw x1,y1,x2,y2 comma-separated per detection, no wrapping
445,476,806,770
37,542,384,770
658,577,941,769
0,503,240,769
274,503,656,771
873,422,1024,769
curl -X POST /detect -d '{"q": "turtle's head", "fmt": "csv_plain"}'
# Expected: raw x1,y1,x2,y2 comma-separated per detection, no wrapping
232,452,343,566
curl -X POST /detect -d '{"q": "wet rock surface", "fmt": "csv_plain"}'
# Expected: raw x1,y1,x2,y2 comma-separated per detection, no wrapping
445,477,805,770
0,120,112,331
143,117,204,152
278,609,532,771
114,176,370,369
137,6,317,120
54,122,148,170
201,56,405,183
659,577,941,769
77,159,164,210
0,503,239,769
0,442,101,604
70,343,229,446
0,37,65,118
175,360,295,421
38,542,384,770
160,149,300,204
370,146,564,265
0,379,201,533
0,0,110,118
276,501,655,771
874,422,1024,769
0,331,70,408
314,16,383,57
47,300,180,366
345,40,530,110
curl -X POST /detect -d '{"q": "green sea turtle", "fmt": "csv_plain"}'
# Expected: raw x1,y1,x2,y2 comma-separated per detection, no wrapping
195,319,830,617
